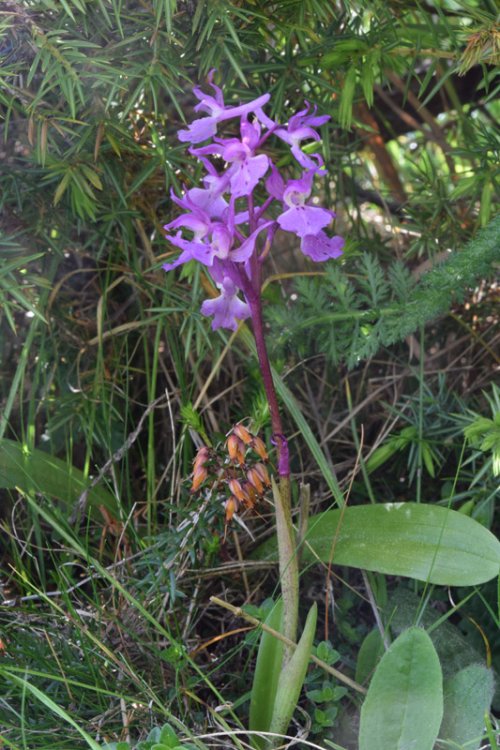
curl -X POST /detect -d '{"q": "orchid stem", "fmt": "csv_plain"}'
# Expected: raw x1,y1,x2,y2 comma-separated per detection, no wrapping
248,294,299,650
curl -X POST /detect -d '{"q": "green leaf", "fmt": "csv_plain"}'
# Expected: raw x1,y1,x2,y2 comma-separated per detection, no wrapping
269,603,317,739
438,664,495,750
249,599,284,749
0,438,119,518
53,169,72,205
421,441,436,477
339,66,357,130
384,587,482,679
355,628,385,685
359,628,443,750
253,503,500,586
315,641,340,665
80,164,103,191
158,724,181,748
1,669,103,750
480,179,493,227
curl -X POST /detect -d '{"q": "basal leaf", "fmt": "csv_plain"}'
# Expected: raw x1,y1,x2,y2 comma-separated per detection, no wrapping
254,503,500,586
249,599,285,748
359,628,443,750
355,628,385,686
269,603,317,739
438,664,495,750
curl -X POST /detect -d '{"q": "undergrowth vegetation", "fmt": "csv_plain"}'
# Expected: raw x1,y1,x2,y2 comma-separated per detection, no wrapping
0,1,499,749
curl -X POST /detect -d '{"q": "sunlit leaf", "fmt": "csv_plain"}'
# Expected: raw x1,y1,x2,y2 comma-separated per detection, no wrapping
359,628,443,750
254,503,500,586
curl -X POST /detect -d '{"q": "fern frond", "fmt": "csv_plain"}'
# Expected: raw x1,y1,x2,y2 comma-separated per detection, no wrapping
269,215,499,368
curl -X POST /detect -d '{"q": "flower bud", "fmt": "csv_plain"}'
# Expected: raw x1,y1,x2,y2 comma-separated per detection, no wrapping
228,478,248,504
242,482,257,508
247,467,264,495
254,462,271,487
191,465,207,492
193,446,210,471
227,434,245,465
224,496,239,523
251,436,268,461
233,423,253,445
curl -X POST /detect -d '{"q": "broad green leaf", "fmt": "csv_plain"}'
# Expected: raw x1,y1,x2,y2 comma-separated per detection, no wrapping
383,587,482,678
158,723,181,748
438,664,494,750
359,628,443,750
269,603,317,739
249,599,284,749
253,503,500,586
355,628,385,685
0,438,119,518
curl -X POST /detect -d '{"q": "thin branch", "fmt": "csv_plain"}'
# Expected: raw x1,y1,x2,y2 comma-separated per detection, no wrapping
210,595,366,695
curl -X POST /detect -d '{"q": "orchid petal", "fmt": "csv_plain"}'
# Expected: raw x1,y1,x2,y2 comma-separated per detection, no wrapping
200,277,250,330
300,231,345,262
230,220,273,262
178,117,218,144
229,153,269,198
277,205,332,238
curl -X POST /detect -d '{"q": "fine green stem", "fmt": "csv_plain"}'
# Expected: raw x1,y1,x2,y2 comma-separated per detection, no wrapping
273,477,299,650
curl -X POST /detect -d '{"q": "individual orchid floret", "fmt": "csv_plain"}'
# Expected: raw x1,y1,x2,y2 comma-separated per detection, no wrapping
178,70,271,144
164,200,212,240
163,221,233,271
200,276,250,331
219,119,270,198
192,118,270,199
300,231,345,262
187,179,229,219
274,102,330,169
277,171,333,238
185,163,230,218
162,233,213,271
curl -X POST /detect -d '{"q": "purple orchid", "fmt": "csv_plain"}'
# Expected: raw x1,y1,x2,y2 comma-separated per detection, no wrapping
301,231,345,262
178,70,271,144
163,72,345,335
200,276,251,331
219,119,270,198
163,72,346,482
274,102,330,169
277,171,333,238
162,220,233,271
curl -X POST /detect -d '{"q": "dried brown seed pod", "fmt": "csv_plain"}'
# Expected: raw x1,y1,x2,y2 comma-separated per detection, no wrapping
224,496,239,523
247,467,264,495
233,423,253,445
191,465,208,492
254,462,271,487
193,446,210,471
251,436,269,462
228,478,248,503
242,481,258,508
227,434,246,465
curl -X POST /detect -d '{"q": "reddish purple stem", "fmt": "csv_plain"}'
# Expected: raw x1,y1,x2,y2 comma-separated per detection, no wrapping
247,292,290,478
